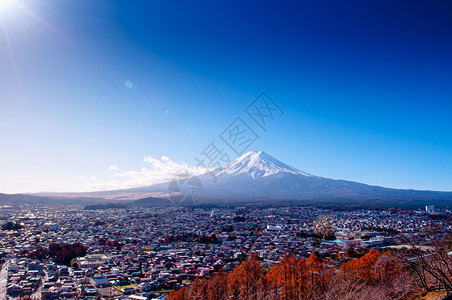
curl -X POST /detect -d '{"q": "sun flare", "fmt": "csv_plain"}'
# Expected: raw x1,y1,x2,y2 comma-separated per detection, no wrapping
0,0,14,11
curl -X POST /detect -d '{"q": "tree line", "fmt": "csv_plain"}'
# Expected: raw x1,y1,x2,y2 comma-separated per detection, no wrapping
169,249,412,300
169,233,452,299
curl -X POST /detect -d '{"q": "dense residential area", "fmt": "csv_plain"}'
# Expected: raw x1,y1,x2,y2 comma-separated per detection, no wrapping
0,204,450,299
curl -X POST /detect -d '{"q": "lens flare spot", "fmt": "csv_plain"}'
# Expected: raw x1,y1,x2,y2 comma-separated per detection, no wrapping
124,80,136,91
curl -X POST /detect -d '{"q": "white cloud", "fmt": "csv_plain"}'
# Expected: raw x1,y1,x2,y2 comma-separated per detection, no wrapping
86,155,209,191
109,165,119,171
77,176,86,180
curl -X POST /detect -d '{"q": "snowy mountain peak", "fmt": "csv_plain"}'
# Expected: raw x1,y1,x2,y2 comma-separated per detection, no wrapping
216,151,313,178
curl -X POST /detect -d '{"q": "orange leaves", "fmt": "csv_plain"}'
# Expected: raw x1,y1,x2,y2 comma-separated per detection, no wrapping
228,258,265,299
339,248,394,284
168,253,333,300
169,251,402,300
265,256,305,298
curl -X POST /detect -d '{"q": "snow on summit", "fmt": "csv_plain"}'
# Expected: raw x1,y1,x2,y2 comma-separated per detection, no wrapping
216,151,313,178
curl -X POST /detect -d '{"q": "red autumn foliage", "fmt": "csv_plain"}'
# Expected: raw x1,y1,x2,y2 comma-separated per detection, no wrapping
168,249,409,300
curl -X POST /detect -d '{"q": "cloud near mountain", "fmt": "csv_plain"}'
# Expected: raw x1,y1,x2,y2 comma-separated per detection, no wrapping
86,155,209,191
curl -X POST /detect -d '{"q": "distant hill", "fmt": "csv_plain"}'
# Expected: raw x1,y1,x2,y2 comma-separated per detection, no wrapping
83,197,174,210
0,193,109,207
131,196,174,206
0,193,59,206
83,203,127,210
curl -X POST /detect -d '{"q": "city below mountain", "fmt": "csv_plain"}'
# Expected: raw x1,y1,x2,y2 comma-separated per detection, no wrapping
2,151,451,208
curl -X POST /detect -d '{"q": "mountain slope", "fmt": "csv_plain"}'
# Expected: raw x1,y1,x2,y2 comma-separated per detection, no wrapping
200,151,394,200
86,151,452,204
33,151,452,205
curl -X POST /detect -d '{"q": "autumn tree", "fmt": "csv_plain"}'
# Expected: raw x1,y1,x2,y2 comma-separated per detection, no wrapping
341,248,382,283
228,257,265,299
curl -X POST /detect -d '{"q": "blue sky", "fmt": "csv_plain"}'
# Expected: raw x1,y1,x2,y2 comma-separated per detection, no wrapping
1,0,452,193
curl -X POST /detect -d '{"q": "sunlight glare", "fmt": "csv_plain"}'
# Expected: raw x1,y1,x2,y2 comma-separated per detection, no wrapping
0,0,14,12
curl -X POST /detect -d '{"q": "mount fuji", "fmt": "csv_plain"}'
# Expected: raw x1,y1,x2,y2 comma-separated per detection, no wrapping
16,150,452,207
214,151,313,178
67,150,452,206
196,150,423,203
